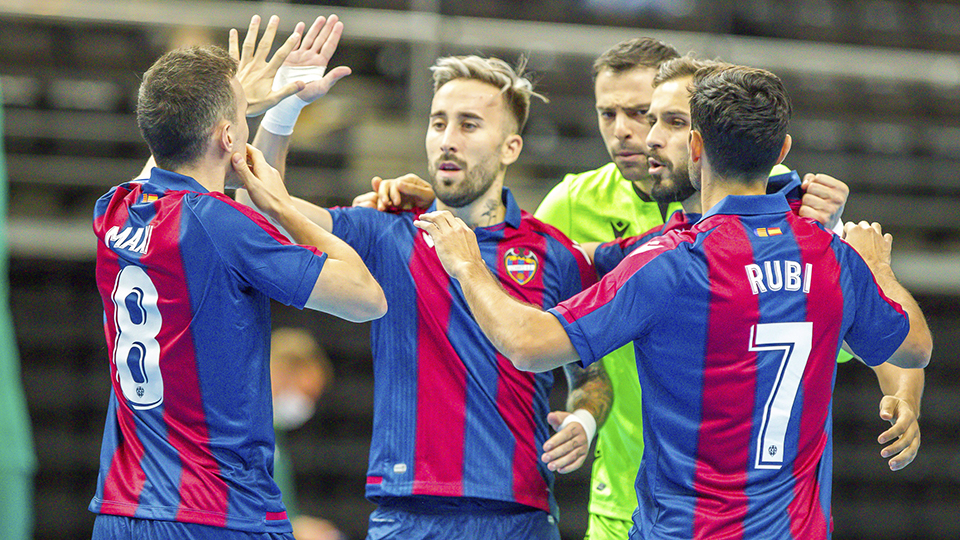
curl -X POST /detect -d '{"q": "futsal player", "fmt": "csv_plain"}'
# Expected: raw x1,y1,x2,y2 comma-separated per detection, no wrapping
89,18,385,540
413,63,932,539
243,37,597,537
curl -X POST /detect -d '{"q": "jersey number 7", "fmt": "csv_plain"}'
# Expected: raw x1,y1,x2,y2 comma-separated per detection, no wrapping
750,322,813,470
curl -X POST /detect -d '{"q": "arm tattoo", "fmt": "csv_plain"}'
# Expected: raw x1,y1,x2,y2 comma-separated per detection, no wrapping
563,360,612,427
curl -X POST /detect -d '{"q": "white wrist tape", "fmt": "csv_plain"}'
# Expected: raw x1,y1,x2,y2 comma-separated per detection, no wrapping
831,216,845,236
559,408,597,445
260,65,326,136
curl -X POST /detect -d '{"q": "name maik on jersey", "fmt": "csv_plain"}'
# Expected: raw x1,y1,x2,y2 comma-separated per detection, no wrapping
105,225,153,255
744,260,812,295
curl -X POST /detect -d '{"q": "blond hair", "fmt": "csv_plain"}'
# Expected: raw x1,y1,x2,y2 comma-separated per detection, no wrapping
430,55,547,134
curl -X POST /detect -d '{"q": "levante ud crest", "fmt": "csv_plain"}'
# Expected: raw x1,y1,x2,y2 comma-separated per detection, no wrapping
504,247,539,285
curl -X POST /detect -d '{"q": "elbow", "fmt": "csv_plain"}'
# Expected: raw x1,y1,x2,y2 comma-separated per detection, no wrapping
501,339,551,373
352,284,388,323
889,333,933,370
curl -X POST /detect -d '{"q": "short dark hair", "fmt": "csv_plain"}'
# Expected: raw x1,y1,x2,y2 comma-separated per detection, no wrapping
137,45,238,170
592,37,680,79
689,66,792,180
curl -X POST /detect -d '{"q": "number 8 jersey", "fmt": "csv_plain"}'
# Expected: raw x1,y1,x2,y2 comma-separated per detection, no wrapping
549,191,910,540
90,168,327,533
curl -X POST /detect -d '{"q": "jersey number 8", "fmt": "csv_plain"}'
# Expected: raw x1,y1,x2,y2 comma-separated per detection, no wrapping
111,265,164,410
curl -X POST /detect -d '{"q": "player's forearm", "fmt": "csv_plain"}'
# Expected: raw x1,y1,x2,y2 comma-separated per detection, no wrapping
253,127,292,178
870,265,933,369
279,208,385,320
563,361,612,427
456,261,578,372
872,361,925,417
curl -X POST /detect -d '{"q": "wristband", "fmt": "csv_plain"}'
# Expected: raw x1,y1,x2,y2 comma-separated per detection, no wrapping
832,217,845,236
559,408,597,445
260,65,326,136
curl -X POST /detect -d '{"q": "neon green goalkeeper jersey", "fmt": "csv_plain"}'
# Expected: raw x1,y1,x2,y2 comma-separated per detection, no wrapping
535,161,681,523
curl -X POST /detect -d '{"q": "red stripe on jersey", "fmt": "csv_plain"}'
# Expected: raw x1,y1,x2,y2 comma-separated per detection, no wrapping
693,220,759,540
787,215,838,537
148,197,230,526
495,228,548,511
97,186,150,514
411,233,465,496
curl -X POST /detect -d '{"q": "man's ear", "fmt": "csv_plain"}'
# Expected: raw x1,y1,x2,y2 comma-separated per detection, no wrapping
689,130,703,164
216,120,233,153
501,134,523,166
775,134,792,166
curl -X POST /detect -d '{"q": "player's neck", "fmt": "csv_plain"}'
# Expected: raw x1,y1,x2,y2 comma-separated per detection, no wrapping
436,180,506,229
680,191,702,215
174,157,228,194
700,173,767,213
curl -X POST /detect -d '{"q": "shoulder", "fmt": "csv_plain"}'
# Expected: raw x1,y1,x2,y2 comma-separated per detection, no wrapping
558,162,622,190
520,211,577,247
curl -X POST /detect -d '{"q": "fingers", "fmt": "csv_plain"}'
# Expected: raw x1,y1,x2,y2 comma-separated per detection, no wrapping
314,14,341,56
541,423,588,473
268,26,304,72
352,192,377,209
241,15,261,64
228,28,240,61
254,15,281,63
301,15,327,51
877,395,920,471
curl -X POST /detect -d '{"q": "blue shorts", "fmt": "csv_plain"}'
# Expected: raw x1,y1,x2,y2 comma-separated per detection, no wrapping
91,515,295,540
365,497,560,540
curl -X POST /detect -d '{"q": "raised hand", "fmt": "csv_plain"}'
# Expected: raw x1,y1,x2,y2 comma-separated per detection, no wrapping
280,14,352,104
229,15,305,117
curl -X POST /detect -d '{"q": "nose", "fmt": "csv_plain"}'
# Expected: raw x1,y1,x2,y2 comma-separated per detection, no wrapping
613,112,632,141
439,125,459,155
646,120,664,150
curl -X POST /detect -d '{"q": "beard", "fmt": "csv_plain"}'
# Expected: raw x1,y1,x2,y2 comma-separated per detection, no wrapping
427,151,502,208
648,149,697,204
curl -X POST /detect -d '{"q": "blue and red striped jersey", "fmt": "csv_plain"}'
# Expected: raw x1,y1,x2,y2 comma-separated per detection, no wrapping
550,190,909,539
90,168,326,532
330,188,595,517
593,170,804,276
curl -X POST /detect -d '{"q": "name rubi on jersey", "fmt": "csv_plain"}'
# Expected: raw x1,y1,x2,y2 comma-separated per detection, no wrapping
745,259,813,296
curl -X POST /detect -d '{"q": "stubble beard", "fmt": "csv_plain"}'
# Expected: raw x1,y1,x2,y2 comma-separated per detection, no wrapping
428,153,501,208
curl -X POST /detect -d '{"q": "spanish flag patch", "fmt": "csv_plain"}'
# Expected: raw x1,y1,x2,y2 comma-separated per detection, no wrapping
756,227,782,237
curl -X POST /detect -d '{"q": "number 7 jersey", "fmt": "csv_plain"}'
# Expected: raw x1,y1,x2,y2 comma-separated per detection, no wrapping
90,168,326,533
549,191,910,540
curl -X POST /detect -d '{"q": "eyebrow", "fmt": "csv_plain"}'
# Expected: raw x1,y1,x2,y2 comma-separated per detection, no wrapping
430,111,485,122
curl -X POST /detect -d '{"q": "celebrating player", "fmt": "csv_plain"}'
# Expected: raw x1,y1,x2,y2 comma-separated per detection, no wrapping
89,17,386,540
414,64,932,539
241,24,597,537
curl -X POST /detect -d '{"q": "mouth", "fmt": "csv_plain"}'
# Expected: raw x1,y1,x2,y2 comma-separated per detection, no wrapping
438,161,462,172
615,150,645,163
647,156,666,175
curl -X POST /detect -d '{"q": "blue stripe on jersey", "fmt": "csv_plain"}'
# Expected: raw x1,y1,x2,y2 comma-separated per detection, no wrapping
740,213,808,538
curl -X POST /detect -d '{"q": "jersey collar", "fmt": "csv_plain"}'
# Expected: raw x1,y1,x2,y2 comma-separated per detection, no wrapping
701,190,793,220
146,167,209,194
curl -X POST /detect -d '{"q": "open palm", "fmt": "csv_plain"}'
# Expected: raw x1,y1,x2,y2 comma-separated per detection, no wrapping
284,14,352,103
